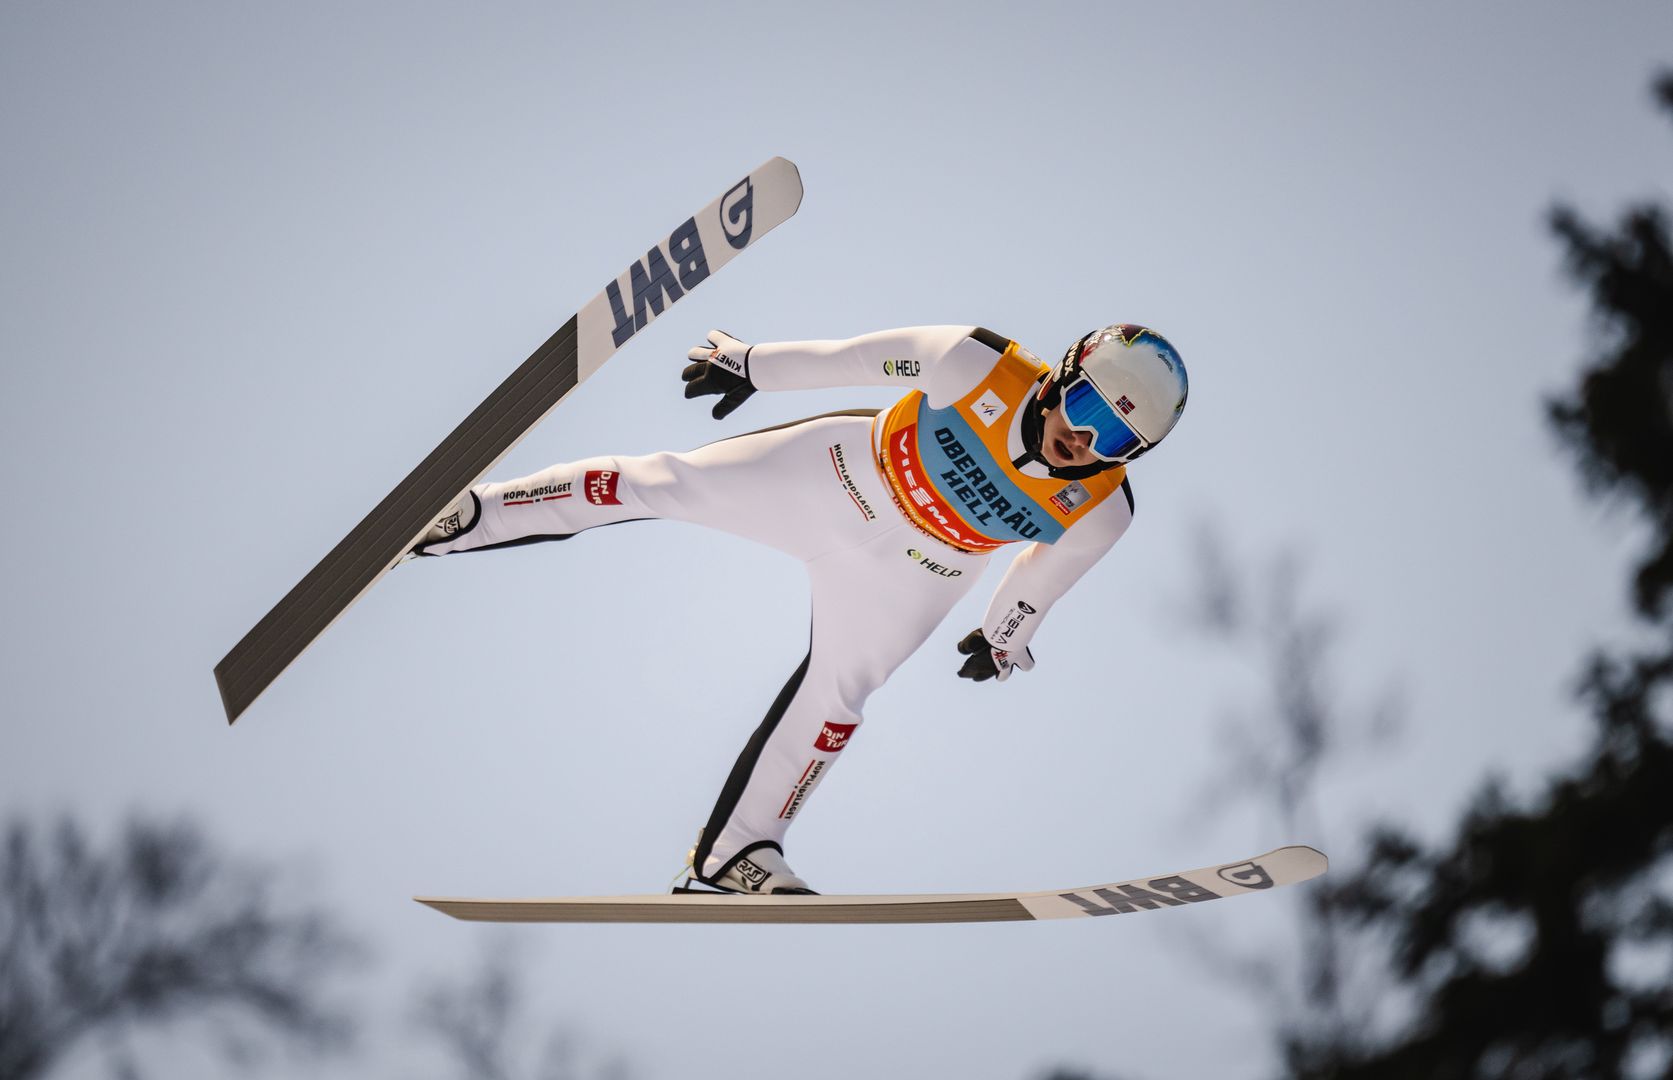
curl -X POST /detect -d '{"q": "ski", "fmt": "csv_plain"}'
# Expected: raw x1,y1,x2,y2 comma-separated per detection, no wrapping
214,157,804,724
415,845,1326,925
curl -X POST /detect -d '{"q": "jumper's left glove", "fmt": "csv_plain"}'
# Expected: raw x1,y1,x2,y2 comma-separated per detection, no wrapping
683,330,757,420
956,629,1035,683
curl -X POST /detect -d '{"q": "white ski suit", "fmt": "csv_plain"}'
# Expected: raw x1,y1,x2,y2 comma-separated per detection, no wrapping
418,325,1135,883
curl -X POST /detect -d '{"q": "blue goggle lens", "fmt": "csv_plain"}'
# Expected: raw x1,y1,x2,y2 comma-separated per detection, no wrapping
1063,378,1145,461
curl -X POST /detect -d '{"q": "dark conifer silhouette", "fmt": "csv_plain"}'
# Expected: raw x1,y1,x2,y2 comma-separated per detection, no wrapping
1284,72,1673,1080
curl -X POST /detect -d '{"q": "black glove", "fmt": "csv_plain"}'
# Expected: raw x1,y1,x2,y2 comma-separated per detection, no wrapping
956,629,1035,683
683,330,757,420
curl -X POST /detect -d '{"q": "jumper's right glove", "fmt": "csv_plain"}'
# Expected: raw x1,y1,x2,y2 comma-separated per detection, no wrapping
956,629,1035,683
683,330,757,420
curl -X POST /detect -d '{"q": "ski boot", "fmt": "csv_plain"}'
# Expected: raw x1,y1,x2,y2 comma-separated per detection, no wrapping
676,835,818,895
406,491,481,557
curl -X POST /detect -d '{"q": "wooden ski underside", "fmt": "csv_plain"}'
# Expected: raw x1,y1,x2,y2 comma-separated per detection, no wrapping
416,845,1326,925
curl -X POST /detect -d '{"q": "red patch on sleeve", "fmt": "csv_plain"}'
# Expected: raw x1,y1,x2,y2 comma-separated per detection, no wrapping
584,470,622,506
815,721,859,753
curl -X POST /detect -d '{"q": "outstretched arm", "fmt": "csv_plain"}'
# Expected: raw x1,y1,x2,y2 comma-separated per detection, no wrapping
682,325,999,418
956,489,1134,682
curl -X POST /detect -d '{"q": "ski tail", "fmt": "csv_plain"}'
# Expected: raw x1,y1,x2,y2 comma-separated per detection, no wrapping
215,158,804,723
213,317,580,723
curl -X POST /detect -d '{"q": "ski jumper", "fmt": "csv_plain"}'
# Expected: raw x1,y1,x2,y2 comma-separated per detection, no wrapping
417,326,1136,881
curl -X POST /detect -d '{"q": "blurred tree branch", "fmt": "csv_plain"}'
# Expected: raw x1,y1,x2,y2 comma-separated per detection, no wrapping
412,938,630,1080
1186,532,1401,843
0,814,362,1080
1181,528,1403,1052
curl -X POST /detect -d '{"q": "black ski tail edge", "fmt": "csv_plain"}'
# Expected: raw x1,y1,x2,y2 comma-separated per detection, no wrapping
215,316,580,723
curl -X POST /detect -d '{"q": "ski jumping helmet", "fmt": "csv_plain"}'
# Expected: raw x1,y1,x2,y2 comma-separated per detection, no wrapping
1044,324,1188,465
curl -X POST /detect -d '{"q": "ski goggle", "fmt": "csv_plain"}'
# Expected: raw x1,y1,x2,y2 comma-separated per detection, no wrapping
1062,375,1148,462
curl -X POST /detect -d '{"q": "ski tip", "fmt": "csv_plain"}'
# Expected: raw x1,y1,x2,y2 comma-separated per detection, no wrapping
763,156,804,214
1275,844,1330,879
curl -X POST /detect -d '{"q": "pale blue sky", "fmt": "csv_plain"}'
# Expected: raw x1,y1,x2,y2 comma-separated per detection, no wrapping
4,3,1672,1078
